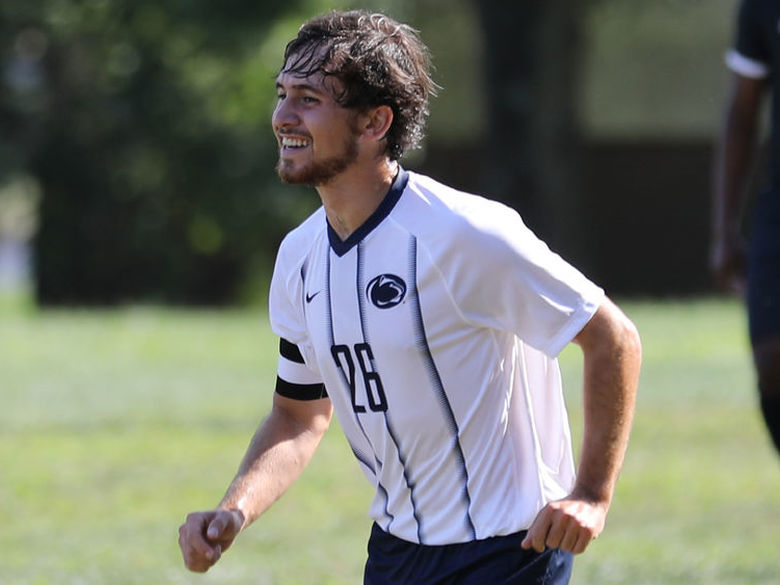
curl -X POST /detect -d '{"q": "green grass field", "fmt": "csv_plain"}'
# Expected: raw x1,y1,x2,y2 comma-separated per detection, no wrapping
1,296,778,584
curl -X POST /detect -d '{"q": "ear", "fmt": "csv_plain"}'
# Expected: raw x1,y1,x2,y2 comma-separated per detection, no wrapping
361,105,394,142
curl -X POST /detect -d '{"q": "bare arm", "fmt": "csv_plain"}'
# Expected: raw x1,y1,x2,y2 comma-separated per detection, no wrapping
711,72,766,294
220,393,333,524
178,393,333,572
522,297,641,554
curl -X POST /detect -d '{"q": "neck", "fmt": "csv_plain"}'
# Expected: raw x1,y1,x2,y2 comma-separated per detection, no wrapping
317,158,399,241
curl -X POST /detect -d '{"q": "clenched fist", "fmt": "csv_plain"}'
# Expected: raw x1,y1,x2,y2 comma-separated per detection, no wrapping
178,509,245,573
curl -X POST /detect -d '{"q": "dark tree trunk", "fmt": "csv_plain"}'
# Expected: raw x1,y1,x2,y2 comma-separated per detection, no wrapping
472,1,589,265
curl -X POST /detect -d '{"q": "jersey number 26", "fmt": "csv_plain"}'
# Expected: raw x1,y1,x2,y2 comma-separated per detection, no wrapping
331,343,388,413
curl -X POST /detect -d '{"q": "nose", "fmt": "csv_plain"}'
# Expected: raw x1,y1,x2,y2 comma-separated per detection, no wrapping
272,98,297,133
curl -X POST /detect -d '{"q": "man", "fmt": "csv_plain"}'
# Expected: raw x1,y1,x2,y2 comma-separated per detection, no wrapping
178,10,641,584
711,0,780,456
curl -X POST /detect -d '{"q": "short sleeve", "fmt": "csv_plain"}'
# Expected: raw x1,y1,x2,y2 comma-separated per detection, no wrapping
269,236,306,345
269,236,326,397
727,0,771,79
440,201,604,357
275,338,327,400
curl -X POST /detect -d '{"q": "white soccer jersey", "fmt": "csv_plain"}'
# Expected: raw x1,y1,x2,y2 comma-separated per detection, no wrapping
270,170,604,546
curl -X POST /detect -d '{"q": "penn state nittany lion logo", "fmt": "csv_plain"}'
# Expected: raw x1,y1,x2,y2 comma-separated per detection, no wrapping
367,274,407,309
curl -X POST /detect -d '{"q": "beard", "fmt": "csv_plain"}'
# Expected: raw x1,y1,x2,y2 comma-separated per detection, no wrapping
276,132,360,186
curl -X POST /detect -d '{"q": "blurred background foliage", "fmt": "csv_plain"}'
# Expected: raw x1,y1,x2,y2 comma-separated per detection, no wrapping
0,0,737,306
2,0,328,305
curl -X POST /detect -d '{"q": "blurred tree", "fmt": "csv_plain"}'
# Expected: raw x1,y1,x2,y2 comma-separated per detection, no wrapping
472,0,588,265
0,0,598,305
1,0,316,305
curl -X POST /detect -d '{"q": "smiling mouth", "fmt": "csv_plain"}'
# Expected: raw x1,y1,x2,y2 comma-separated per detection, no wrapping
280,136,311,149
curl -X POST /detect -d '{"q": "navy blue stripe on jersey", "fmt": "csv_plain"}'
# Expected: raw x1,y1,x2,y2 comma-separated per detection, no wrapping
279,337,305,363
357,240,422,542
409,236,477,541
376,482,394,532
274,376,327,400
356,241,397,529
385,410,424,542
328,169,409,257
327,244,393,523
351,444,376,474
357,242,369,342
351,444,396,527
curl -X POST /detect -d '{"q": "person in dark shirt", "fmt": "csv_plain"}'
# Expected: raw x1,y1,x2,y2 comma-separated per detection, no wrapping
712,0,780,455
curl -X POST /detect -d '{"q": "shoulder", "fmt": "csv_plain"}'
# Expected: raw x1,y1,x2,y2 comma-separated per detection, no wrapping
401,171,521,240
726,0,777,80
405,171,509,213
398,172,556,278
736,0,774,22
269,207,326,340
734,0,778,50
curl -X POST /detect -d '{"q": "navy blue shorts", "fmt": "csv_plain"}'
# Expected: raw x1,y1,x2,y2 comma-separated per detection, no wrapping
748,190,780,344
363,524,574,585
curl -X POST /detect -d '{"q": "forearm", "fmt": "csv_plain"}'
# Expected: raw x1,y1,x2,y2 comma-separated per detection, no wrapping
219,397,332,529
712,76,765,241
713,110,756,238
573,303,641,505
521,302,640,554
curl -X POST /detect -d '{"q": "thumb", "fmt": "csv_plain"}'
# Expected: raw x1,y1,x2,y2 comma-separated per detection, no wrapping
206,514,228,541
520,528,535,550
520,509,550,553
207,509,243,542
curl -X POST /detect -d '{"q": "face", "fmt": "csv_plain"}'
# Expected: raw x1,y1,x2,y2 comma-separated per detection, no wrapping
272,66,362,186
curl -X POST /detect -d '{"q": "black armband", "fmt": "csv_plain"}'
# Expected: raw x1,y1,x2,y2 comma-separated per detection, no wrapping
275,377,328,400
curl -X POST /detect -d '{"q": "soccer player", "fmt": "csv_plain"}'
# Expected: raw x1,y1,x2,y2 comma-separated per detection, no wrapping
178,10,641,584
712,0,780,456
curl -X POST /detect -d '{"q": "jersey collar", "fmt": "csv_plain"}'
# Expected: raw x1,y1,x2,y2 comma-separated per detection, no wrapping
327,168,409,257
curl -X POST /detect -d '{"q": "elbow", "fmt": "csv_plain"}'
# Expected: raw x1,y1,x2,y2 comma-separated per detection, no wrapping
611,311,642,400
619,313,642,364
578,298,643,373
606,304,642,374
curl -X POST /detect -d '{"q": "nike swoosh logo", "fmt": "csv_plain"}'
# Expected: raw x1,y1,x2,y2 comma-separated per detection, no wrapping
306,291,321,303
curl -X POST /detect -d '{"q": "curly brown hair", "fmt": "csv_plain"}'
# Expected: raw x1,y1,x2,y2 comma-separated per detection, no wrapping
280,10,437,161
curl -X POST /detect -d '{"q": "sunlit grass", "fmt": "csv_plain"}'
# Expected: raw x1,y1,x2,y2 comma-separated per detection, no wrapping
1,297,778,584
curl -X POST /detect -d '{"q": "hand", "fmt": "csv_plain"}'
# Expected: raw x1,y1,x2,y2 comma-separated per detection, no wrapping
710,234,747,297
520,496,607,555
178,509,244,573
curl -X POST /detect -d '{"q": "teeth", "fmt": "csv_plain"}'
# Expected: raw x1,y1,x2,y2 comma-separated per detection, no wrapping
281,136,310,148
